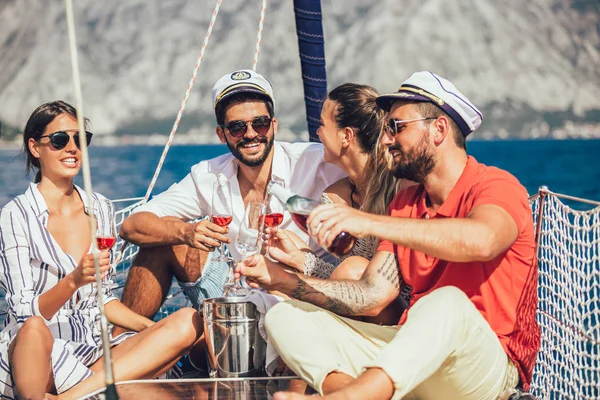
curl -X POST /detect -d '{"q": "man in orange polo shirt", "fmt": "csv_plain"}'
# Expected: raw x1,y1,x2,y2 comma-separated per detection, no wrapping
236,71,540,400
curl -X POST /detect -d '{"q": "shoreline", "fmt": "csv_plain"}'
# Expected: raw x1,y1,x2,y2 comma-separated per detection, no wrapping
3,136,600,151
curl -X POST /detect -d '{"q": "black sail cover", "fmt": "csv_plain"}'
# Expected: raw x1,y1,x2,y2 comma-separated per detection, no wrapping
293,0,327,143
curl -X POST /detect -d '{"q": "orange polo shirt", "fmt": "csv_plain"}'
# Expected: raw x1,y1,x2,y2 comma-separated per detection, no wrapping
377,156,540,388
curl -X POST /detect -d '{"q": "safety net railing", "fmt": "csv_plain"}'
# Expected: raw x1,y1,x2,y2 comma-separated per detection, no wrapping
529,188,600,399
111,198,192,321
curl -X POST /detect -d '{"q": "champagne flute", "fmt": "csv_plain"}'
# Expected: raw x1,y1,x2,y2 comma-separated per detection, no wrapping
225,201,266,296
211,179,234,262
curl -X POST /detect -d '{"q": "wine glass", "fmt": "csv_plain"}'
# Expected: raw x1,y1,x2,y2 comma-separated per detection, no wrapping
211,179,234,262
261,195,285,256
225,201,266,296
94,198,117,252
93,198,117,288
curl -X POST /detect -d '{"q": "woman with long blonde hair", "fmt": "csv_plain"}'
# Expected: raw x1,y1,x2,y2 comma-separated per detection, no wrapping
268,83,410,321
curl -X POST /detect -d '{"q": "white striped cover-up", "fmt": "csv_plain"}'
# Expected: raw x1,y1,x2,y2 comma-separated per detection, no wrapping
0,183,134,398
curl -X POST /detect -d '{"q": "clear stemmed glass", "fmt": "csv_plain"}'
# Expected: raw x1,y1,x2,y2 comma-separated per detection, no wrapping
92,198,117,289
211,179,234,262
261,195,285,256
93,198,117,252
225,201,266,296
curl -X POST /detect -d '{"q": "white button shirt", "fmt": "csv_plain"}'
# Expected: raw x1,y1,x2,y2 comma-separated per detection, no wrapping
134,141,346,261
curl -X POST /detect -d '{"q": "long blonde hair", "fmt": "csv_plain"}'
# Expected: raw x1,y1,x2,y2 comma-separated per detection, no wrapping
362,133,397,215
328,83,397,216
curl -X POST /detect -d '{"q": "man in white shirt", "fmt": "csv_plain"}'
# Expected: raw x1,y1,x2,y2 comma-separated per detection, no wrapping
118,69,345,321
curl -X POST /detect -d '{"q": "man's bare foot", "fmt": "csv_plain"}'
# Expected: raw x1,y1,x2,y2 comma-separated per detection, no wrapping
45,393,59,399
274,392,322,400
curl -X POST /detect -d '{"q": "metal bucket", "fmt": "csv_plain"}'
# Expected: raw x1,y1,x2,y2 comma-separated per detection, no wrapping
202,296,267,378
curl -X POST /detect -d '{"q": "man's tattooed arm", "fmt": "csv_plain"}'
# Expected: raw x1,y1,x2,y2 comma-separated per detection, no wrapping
289,252,402,316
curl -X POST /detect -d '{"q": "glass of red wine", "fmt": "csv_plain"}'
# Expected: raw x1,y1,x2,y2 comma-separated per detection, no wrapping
261,196,285,255
94,198,117,252
211,179,234,262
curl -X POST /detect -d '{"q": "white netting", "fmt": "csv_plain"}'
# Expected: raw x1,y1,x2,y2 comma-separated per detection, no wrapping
111,197,143,285
530,191,600,399
111,199,191,321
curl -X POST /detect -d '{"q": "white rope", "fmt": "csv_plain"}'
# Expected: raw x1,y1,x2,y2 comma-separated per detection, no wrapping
252,0,268,71
539,186,600,207
143,0,224,202
64,0,117,391
530,192,600,398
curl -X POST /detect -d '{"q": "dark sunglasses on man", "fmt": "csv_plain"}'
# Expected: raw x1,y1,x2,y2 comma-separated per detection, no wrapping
39,130,93,150
221,116,272,139
387,117,436,137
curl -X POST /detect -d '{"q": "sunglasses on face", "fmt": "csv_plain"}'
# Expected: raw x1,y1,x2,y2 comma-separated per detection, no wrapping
38,130,93,150
222,116,272,139
386,117,436,137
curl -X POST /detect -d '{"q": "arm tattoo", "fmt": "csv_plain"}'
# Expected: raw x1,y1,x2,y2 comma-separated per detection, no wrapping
376,253,401,290
291,253,401,316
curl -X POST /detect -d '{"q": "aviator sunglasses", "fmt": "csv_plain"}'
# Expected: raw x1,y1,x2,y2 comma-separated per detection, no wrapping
39,130,94,150
387,117,436,137
221,116,272,138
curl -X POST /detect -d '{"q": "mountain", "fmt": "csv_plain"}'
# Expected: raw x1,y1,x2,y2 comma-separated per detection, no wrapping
0,0,599,142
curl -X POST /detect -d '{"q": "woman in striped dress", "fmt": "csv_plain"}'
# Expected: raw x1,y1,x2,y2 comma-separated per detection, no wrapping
0,101,203,399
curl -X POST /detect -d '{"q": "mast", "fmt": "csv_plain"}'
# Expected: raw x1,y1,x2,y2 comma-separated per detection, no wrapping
293,0,327,143
64,0,119,398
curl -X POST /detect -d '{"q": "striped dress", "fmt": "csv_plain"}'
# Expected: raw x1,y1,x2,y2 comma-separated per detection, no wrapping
0,183,134,398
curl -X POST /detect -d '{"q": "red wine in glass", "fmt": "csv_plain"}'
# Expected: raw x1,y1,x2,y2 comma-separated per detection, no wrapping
261,212,284,228
96,237,116,251
290,212,355,257
212,215,233,227
290,212,309,233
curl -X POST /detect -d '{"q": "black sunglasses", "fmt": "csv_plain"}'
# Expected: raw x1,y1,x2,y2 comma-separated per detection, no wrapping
222,116,272,139
387,117,436,137
39,130,93,150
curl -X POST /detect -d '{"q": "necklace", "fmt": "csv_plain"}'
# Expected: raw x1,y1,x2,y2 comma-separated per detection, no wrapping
348,177,367,192
348,178,366,209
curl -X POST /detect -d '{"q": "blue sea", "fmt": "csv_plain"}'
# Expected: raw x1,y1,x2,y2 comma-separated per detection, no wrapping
1,139,600,208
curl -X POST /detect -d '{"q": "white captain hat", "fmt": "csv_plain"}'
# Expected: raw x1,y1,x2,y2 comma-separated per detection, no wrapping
376,71,483,136
212,69,275,110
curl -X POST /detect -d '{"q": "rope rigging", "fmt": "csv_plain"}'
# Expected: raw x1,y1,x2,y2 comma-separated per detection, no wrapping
64,0,118,397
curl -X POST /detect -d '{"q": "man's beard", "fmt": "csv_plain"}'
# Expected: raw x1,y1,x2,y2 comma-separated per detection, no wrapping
226,134,274,167
390,136,435,183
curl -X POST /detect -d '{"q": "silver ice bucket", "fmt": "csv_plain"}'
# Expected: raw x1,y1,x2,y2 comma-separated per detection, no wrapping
202,296,267,377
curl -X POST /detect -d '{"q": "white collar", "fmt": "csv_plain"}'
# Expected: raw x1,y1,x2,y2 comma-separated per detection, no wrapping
25,182,92,218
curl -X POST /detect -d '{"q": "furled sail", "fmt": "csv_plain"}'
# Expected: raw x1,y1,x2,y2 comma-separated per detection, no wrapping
293,0,327,143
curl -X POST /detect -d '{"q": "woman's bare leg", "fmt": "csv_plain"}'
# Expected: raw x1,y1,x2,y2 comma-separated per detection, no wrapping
9,316,55,399
329,256,369,281
59,308,202,399
330,257,404,325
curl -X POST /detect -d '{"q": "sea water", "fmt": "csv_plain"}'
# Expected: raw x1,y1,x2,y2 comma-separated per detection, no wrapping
2,139,599,208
